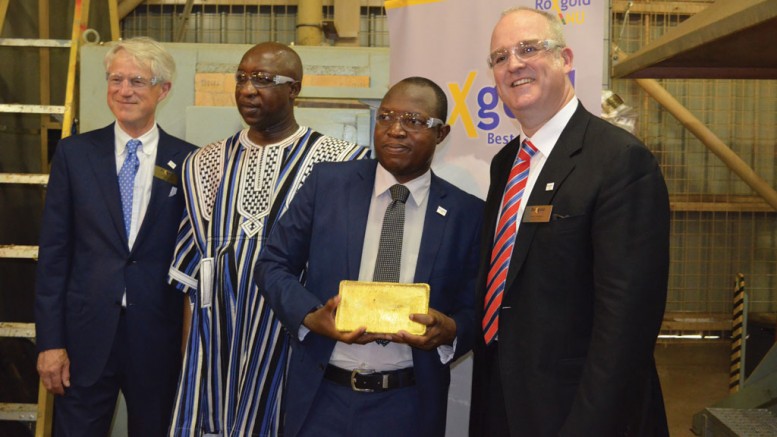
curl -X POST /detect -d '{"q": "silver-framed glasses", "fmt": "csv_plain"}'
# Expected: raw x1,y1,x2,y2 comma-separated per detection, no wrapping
375,111,444,132
106,73,160,89
235,71,298,89
487,40,564,68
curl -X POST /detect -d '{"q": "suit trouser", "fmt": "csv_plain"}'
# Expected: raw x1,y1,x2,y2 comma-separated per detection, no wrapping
54,312,177,437
297,378,421,437
477,341,511,437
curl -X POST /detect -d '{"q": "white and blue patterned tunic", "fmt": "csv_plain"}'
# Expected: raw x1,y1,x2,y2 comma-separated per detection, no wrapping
168,127,369,436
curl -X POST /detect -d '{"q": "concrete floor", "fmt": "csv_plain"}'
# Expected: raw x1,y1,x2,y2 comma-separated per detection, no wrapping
656,340,731,437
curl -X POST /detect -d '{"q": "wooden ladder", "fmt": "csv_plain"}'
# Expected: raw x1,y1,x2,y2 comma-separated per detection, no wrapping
0,0,119,435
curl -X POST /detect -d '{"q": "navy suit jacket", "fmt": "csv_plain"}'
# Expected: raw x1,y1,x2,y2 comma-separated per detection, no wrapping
35,123,196,387
258,159,483,437
470,103,670,436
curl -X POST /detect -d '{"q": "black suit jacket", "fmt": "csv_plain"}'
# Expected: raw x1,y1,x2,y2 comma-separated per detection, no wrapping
470,103,670,436
35,123,195,387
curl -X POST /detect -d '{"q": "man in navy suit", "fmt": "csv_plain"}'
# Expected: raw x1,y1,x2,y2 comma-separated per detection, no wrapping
469,8,670,436
257,77,483,437
35,37,196,436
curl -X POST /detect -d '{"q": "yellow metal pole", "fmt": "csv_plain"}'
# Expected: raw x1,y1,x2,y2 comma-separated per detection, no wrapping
61,0,89,139
34,380,53,437
0,0,10,35
729,274,746,394
39,0,51,171
109,0,120,41
174,0,195,42
297,0,323,46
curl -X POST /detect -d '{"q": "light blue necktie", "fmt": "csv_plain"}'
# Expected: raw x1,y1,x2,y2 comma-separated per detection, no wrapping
118,139,141,237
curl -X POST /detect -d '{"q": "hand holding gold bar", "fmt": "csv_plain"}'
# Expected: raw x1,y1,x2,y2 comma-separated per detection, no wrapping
335,280,429,335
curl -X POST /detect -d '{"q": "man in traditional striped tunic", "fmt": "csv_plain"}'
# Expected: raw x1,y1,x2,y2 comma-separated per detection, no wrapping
167,42,369,437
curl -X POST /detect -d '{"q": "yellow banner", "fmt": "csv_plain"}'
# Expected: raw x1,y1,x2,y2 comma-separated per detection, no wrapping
384,0,445,10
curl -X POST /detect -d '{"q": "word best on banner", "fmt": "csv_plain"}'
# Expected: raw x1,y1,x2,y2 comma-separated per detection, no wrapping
386,0,604,199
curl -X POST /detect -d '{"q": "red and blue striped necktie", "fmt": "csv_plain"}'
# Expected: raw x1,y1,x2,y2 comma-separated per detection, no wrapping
483,139,538,345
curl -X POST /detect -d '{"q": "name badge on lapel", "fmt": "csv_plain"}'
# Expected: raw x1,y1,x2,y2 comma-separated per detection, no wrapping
154,165,178,185
523,205,553,223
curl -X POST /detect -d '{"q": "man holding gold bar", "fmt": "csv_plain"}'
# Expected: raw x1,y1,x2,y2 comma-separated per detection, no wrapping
257,77,483,437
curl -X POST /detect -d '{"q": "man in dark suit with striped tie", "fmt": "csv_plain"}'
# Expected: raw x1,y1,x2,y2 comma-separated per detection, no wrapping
469,7,670,437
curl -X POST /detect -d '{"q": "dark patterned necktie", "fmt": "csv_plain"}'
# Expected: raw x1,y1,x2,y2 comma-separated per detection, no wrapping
373,184,410,346
373,184,410,282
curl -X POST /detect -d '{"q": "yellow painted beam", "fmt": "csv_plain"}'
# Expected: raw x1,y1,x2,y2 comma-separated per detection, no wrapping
0,322,36,339
0,0,9,36
0,245,39,259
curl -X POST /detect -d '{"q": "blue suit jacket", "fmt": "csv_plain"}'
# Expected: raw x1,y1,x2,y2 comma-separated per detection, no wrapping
35,123,196,387
258,159,483,437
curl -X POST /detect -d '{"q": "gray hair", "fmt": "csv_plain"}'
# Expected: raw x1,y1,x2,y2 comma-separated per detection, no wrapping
104,36,176,83
501,7,566,47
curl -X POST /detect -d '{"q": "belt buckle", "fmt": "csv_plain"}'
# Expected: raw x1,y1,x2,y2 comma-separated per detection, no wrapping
350,368,376,392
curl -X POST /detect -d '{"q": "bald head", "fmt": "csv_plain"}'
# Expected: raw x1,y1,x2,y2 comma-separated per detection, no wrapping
241,42,303,81
235,42,303,144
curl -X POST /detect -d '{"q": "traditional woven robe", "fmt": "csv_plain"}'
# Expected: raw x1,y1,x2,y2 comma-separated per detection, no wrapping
168,127,369,437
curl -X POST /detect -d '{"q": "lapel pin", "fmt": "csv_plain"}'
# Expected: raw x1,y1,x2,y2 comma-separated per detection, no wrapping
436,206,447,217
167,160,177,169
545,182,555,191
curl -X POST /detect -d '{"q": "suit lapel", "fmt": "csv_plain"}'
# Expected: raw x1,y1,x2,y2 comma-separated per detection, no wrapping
504,104,590,291
132,129,179,252
87,123,128,247
346,161,375,278
483,140,520,248
413,173,447,283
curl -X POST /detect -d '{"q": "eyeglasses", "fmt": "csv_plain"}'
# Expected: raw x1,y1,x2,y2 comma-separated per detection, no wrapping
106,73,160,89
487,40,564,68
235,71,298,89
375,111,444,132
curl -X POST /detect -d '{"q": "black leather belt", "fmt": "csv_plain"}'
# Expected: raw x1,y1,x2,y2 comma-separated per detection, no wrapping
324,365,415,393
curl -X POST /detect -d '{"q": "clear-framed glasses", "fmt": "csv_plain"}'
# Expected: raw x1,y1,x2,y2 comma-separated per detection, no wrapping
106,73,160,89
487,40,564,68
375,111,444,132
235,71,298,89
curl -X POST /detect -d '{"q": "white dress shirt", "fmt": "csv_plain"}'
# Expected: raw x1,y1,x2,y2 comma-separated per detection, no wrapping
505,98,578,237
115,123,159,307
114,123,159,249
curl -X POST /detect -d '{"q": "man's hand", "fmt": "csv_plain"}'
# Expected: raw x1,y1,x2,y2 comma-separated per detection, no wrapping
37,348,71,395
303,295,387,345
387,308,457,350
